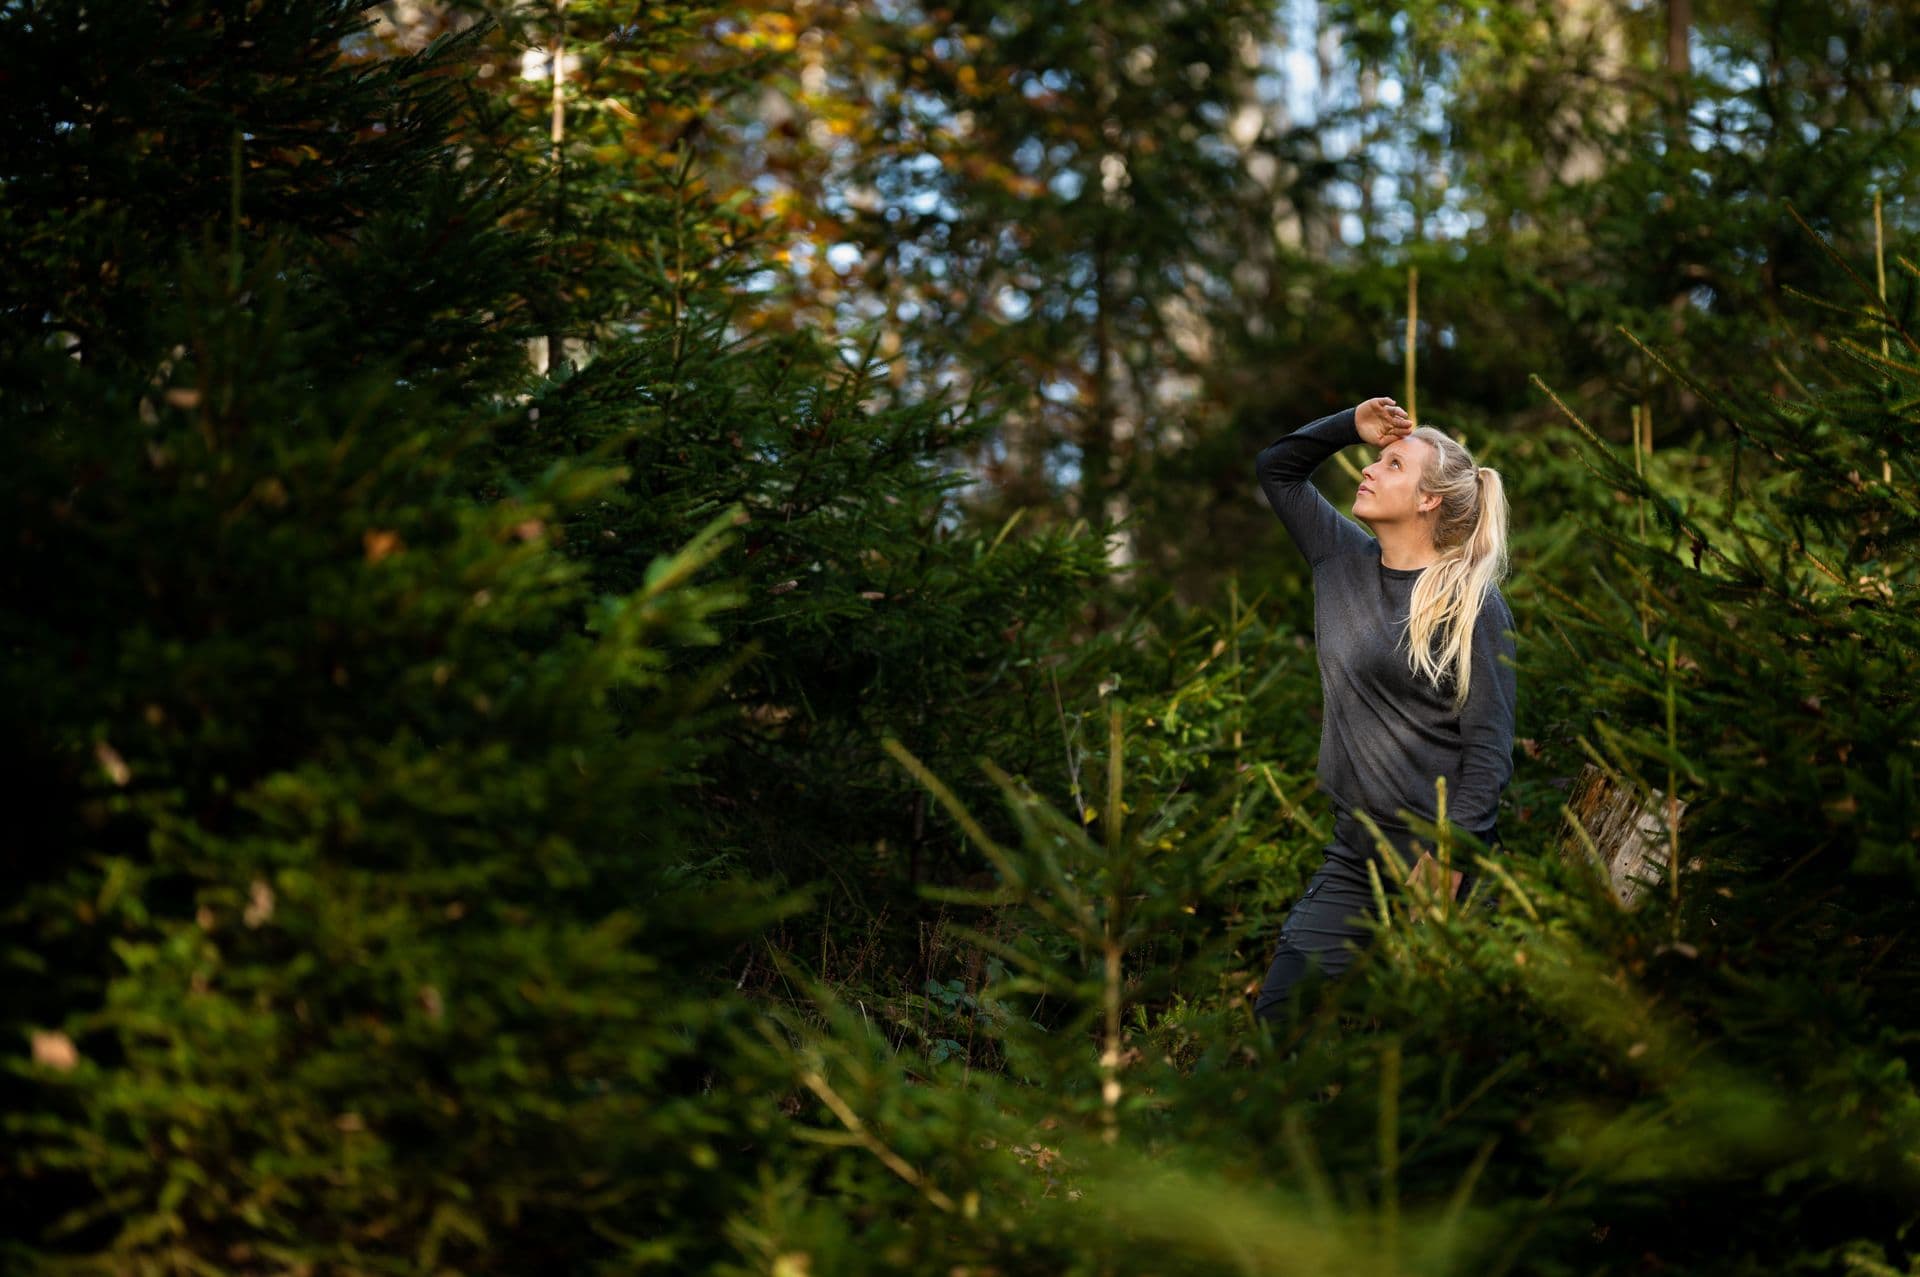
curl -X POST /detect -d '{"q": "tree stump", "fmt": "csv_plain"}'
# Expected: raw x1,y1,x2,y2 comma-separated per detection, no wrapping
1559,763,1686,909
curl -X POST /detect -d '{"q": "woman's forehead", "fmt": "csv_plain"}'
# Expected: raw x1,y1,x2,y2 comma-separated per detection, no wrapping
1382,435,1427,462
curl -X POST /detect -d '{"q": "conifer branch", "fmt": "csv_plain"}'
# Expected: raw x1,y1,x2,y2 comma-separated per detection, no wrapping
1784,199,1920,359
1610,328,1785,463
797,1069,958,1213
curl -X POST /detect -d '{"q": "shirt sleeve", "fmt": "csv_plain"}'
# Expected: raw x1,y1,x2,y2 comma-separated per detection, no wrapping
1254,406,1377,568
1452,591,1518,841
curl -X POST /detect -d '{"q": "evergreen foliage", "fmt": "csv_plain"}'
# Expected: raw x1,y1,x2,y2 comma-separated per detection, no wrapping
5,2,1919,1274
1,3,790,1269
454,0,1117,969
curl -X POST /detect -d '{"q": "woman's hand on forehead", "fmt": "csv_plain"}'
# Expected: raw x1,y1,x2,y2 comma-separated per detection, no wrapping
1357,396,1414,447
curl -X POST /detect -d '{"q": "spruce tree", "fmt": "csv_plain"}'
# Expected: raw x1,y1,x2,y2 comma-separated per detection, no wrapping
2,3,789,1269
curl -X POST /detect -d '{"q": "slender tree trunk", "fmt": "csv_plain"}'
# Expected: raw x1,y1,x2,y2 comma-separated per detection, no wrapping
1357,64,1377,246
545,0,569,374
1667,0,1692,93
1086,228,1113,540
1666,0,1692,152
1084,25,1118,571
1548,0,1628,189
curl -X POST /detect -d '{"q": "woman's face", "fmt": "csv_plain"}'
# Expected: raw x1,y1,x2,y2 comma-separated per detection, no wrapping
1354,436,1439,526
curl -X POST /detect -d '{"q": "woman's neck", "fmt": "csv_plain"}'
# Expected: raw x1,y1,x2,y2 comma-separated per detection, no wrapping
1375,522,1441,571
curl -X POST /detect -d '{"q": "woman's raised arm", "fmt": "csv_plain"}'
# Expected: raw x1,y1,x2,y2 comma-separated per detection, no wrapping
1254,405,1377,567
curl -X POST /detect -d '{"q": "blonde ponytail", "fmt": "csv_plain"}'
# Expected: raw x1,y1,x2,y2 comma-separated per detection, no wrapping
1399,431,1510,713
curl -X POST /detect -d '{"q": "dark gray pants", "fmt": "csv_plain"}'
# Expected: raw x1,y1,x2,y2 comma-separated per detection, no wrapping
1252,813,1484,1024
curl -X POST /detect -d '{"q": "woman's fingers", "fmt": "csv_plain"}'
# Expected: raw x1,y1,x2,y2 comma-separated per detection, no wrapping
1361,396,1413,445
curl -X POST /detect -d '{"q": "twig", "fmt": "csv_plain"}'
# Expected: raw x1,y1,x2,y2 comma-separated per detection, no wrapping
799,1069,957,1213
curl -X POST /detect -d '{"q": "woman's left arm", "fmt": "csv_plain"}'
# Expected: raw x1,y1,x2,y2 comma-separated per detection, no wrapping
1453,592,1518,841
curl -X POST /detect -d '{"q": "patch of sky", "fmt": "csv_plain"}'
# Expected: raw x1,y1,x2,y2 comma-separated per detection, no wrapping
887,240,919,275
1719,58,1762,92
837,342,883,372
1022,67,1074,101
1690,116,1727,152
1427,205,1476,240
826,243,862,274
1047,442,1083,491
1196,134,1238,167
1279,0,1321,123
1318,116,1364,160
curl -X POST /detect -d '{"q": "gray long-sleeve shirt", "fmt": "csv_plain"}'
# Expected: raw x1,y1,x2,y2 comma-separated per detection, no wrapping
1256,406,1517,842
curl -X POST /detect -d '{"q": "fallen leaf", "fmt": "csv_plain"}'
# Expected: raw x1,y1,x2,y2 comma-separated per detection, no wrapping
363,529,403,562
31,1030,78,1072
94,741,130,787
244,879,274,929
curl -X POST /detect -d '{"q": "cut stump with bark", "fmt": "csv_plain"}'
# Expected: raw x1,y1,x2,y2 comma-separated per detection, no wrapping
1560,763,1686,910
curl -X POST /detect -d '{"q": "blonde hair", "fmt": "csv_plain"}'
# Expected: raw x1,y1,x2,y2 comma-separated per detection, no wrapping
1399,425,1510,713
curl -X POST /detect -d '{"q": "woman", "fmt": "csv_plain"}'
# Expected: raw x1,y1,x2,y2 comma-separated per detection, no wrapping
1251,395,1517,1024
